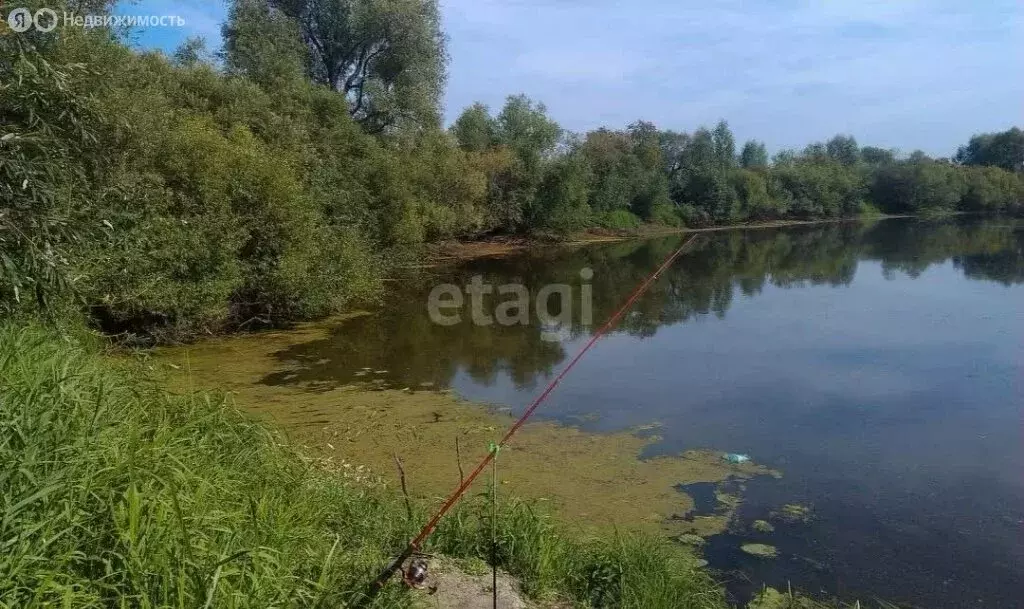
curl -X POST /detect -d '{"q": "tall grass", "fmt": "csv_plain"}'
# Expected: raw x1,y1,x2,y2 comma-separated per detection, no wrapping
0,323,892,608
0,324,414,608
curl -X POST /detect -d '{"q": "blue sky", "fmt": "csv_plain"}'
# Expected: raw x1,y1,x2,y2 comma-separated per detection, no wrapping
118,0,1022,155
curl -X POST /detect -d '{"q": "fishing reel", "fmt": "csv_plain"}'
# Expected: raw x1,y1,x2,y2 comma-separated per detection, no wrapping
402,557,429,588
401,553,437,594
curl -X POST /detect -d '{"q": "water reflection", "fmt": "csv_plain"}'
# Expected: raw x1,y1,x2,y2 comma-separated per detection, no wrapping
263,218,1022,392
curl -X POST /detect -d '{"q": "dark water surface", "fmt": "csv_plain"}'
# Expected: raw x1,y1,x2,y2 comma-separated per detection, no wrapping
266,218,1023,608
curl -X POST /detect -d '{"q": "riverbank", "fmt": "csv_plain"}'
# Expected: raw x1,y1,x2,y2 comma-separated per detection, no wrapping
0,322,877,608
422,214,912,263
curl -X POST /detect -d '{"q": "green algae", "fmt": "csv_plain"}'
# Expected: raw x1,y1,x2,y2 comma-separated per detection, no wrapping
772,503,815,525
676,534,705,546
150,319,779,536
741,543,779,559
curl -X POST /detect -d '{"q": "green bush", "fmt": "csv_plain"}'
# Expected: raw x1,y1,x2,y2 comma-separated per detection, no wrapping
649,203,683,227
596,210,643,231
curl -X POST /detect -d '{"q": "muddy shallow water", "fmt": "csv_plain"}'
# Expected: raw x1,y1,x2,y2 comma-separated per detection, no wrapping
161,217,1023,608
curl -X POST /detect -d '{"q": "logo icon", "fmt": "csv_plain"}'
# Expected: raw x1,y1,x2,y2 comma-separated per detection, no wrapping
7,7,32,32
33,7,57,32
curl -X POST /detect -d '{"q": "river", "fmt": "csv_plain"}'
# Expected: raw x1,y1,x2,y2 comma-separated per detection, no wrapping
172,217,1024,608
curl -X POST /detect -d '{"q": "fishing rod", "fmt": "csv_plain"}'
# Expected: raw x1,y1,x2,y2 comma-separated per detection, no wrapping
361,234,700,604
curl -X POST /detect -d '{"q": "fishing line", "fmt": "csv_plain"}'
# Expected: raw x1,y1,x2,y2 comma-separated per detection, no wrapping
363,234,700,602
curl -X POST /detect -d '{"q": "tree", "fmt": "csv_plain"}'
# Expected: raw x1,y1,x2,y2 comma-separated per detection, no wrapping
712,120,736,168
460,95,561,232
826,134,859,166
955,127,1024,172
531,144,593,233
173,36,211,67
451,102,496,152
908,150,930,164
658,130,690,179
772,149,797,166
732,169,776,219
962,166,1022,212
581,129,640,213
861,146,895,165
494,94,561,172
628,120,661,168
739,140,768,168
259,0,447,132
802,142,828,163
0,34,101,313
222,0,307,88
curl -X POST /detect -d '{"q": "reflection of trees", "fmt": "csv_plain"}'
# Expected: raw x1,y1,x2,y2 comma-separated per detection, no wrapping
261,279,568,390
264,218,1022,390
863,218,1023,282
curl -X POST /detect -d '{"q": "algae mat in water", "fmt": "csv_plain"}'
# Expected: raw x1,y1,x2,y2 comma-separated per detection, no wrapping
151,319,776,537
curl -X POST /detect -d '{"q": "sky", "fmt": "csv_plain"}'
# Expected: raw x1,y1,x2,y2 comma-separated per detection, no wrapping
117,0,1023,156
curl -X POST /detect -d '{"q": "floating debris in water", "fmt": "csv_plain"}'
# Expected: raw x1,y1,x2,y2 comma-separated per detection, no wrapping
723,453,750,464
771,503,814,524
752,519,775,534
676,533,705,546
741,543,778,558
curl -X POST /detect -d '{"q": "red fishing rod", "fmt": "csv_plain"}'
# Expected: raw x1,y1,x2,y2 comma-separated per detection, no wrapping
362,234,699,602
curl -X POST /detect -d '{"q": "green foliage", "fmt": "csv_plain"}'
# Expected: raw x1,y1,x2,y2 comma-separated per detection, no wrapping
740,140,769,169
0,323,412,607
955,127,1024,172
732,169,780,220
3,26,387,338
242,0,447,132
0,34,100,315
172,36,211,67
3,5,1022,341
825,134,859,166
870,160,966,214
451,102,496,152
446,95,562,232
221,0,307,89
712,120,736,168
860,146,896,166
530,147,593,233
962,165,1024,213
596,209,643,231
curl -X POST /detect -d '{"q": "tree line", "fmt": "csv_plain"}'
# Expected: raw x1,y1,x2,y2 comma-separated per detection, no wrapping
1,0,1021,338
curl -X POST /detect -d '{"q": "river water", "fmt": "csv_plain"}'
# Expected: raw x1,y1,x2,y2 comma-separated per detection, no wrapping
261,217,1022,608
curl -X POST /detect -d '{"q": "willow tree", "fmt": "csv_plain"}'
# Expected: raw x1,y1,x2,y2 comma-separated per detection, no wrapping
265,0,447,132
